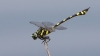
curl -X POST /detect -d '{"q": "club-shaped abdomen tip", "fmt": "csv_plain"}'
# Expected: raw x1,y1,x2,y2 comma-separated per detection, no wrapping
88,7,90,10
84,7,90,12
86,7,90,11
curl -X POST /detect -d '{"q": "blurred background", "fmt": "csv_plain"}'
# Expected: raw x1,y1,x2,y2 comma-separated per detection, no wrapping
0,0,100,56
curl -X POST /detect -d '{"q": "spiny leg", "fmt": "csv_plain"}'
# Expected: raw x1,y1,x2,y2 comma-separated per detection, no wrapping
42,37,51,43
46,36,51,43
41,36,51,44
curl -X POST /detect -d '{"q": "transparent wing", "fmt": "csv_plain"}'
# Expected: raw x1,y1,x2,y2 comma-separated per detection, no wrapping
42,21,54,27
30,21,45,28
55,26,67,30
42,21,67,30
42,21,55,32
30,21,55,28
30,21,67,30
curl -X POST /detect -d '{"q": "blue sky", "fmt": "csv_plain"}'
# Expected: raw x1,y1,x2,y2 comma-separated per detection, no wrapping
0,0,100,56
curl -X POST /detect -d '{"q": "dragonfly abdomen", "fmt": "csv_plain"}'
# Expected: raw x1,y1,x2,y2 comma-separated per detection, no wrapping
52,7,90,28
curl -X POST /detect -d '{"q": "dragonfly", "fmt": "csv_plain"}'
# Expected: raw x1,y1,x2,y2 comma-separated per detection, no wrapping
30,7,90,43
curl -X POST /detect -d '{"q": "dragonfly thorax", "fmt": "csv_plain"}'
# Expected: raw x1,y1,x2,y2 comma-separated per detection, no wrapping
36,27,51,37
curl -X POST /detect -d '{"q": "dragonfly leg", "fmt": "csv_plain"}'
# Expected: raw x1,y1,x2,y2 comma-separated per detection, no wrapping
45,36,50,43
41,36,50,44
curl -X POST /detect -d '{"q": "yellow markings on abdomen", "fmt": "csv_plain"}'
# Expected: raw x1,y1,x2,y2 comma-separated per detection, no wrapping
84,11,86,13
56,23,60,25
63,19,66,22
76,13,80,16
70,16,73,18
81,11,84,14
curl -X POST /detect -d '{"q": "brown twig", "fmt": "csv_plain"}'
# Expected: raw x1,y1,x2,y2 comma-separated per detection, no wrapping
44,40,50,56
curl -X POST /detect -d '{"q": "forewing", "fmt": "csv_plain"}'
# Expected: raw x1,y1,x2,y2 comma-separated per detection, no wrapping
42,21,54,27
30,21,67,30
42,21,55,32
42,21,67,30
55,26,67,30
30,21,45,28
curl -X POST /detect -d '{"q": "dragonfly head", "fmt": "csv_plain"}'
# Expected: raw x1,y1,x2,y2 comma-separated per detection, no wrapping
31,32,38,40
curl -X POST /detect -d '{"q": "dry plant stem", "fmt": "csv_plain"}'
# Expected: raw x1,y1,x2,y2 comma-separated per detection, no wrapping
44,40,50,56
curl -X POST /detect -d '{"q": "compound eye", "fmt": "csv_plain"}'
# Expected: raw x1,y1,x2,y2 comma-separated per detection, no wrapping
31,34,34,37
31,35,37,40
31,33,37,37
